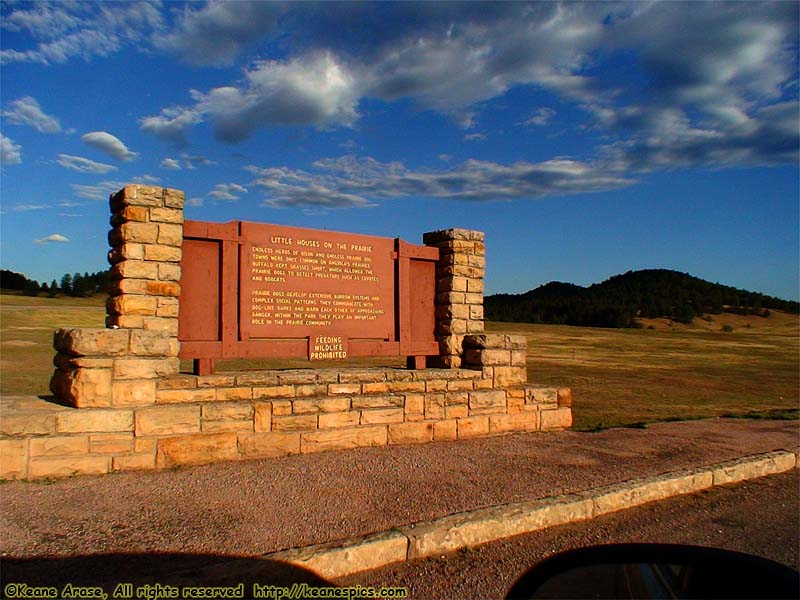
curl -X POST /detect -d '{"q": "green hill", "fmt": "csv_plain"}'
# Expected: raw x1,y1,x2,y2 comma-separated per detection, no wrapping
485,269,800,328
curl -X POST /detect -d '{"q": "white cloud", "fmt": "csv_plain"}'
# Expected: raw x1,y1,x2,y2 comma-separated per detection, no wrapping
187,197,204,207
35,233,69,244
1,134,22,165
156,1,280,67
2,96,61,133
160,158,181,170
57,154,117,174
1,2,163,65
12,204,46,212
139,106,203,147
70,180,126,200
208,183,248,201
181,154,217,169
464,132,486,142
521,107,555,127
247,154,633,208
81,131,138,161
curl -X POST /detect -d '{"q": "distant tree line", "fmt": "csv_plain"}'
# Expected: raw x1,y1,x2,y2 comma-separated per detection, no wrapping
485,269,800,328
1,269,110,297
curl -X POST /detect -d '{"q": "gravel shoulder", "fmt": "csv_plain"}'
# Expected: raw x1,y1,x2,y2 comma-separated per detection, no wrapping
1,419,797,560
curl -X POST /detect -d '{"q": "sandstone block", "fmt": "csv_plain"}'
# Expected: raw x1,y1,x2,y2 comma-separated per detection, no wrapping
142,317,179,337
158,263,181,281
434,420,458,441
236,372,281,386
29,456,109,479
271,400,292,415
119,221,158,244
277,370,318,385
135,438,158,453
110,185,162,210
352,395,404,409
146,281,181,297
111,205,149,224
490,412,538,433
54,328,130,357
156,296,180,318
149,206,184,223
107,278,148,294
111,379,156,407
113,453,156,472
135,405,199,436
386,381,425,393
0,413,55,436
435,291,466,305
156,388,216,403
202,420,252,433
50,368,113,408
106,315,144,329
272,414,318,432
388,422,433,444
253,385,295,399
300,425,387,453
458,415,490,438
328,383,361,395
89,433,134,454
319,411,361,429
711,451,796,485
540,407,572,430
445,405,469,419
404,394,424,415
107,294,157,316
526,386,558,405
197,374,237,387
53,354,114,371
446,380,474,391
293,397,350,414
467,280,485,294
254,401,272,432
107,243,145,264
202,402,254,421
466,320,484,333
445,391,468,405
0,439,27,479
425,379,448,392
215,387,253,401
111,260,159,280
158,376,198,390
424,395,445,420
114,358,176,380
163,187,185,208
156,433,238,467
129,330,178,357
157,223,183,246
360,408,404,425
362,382,390,394
238,432,300,459
295,384,328,397
493,366,526,387
557,388,573,407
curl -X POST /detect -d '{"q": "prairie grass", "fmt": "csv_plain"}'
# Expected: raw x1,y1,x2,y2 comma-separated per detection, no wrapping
1,293,797,431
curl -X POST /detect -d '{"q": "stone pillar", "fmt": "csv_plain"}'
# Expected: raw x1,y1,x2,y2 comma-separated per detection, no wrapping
422,229,485,368
49,185,184,408
462,334,527,387
106,185,184,337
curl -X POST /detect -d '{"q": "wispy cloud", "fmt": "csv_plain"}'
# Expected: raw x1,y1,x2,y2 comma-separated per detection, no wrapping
12,204,46,212
160,158,181,170
208,183,248,201
0,134,22,165
521,107,555,127
1,2,163,65
70,180,125,200
246,154,633,208
57,154,117,174
2,96,61,133
34,233,69,244
81,131,138,161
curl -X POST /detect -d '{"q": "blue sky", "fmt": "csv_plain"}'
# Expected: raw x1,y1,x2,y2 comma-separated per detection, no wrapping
1,1,798,300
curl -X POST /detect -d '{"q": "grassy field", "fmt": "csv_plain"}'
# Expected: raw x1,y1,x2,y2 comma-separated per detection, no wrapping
1,293,797,430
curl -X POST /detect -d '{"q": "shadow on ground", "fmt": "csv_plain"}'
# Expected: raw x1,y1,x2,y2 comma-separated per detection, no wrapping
1,553,332,598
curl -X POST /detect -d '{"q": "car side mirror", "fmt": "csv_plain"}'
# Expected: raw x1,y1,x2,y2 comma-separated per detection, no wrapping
506,543,799,599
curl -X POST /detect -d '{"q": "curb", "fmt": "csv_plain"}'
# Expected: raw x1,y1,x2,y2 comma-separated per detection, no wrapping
264,449,799,579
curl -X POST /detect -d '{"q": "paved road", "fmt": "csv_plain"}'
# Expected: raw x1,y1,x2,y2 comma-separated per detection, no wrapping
338,470,800,599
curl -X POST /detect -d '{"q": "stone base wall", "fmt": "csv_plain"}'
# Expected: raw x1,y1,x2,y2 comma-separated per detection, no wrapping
1,335,572,480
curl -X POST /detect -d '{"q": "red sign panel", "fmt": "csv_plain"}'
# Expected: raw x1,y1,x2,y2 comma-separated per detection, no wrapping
239,222,395,342
178,220,439,374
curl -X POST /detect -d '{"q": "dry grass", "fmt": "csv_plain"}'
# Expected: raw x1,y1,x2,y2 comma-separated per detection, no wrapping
1,293,797,431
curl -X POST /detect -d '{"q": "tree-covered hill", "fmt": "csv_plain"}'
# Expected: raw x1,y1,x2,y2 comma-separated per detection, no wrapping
485,269,800,328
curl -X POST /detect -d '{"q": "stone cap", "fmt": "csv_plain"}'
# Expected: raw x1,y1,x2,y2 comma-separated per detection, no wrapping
110,185,185,211
423,229,485,244
462,334,526,350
